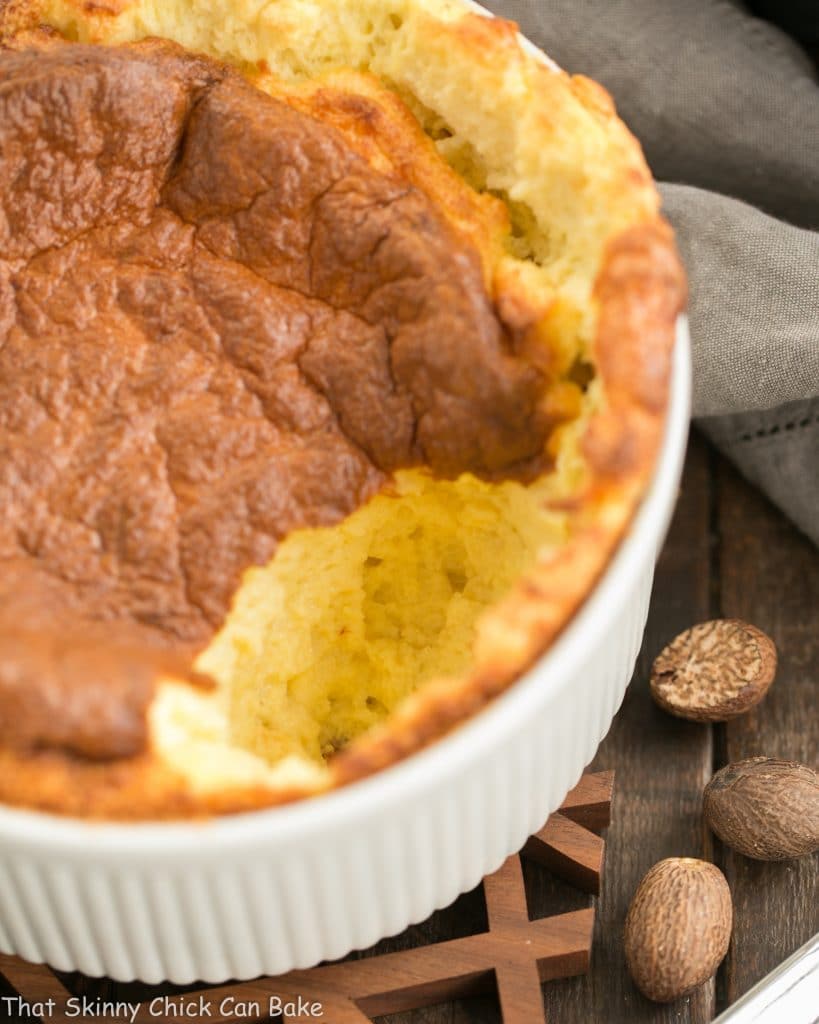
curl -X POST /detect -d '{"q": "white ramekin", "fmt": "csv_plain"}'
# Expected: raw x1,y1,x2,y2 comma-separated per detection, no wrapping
0,0,691,982
0,318,690,983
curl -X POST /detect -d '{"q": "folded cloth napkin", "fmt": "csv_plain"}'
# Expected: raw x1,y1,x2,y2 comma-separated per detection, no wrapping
485,0,819,544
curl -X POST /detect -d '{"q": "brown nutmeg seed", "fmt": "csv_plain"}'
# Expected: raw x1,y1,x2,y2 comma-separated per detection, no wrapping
704,757,819,861
624,858,732,1003
650,619,776,722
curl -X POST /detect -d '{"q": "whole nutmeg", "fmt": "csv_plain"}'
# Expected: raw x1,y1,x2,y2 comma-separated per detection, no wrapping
704,757,819,860
651,619,776,722
624,858,732,1003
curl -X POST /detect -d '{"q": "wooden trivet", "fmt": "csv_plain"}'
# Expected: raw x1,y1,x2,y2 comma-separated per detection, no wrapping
0,771,613,1024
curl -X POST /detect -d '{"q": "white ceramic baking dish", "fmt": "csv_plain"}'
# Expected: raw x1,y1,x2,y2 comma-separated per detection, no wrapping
0,314,690,984
0,0,692,983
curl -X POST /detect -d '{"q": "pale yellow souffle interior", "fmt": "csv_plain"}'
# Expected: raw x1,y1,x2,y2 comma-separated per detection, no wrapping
22,0,659,797
154,470,571,796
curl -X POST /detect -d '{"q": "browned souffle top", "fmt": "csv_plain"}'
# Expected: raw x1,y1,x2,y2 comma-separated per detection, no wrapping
0,37,551,761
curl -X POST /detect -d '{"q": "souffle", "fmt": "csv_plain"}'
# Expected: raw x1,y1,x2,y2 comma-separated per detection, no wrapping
0,0,685,818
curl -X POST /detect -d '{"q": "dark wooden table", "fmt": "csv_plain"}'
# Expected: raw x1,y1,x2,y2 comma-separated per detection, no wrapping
1,435,817,1023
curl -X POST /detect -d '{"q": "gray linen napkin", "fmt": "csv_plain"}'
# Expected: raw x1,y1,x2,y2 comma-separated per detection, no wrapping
484,0,819,543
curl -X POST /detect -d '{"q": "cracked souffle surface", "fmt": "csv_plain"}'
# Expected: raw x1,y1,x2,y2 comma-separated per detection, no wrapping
0,0,685,818
0,38,550,759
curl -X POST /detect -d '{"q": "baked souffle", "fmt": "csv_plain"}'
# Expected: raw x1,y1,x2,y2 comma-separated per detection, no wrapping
0,0,685,818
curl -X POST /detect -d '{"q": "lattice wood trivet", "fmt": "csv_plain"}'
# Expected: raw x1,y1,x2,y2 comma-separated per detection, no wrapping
0,771,613,1024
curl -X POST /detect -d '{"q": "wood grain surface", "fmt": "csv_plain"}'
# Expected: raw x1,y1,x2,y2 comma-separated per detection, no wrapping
0,438,817,1024
537,438,818,1024
714,451,819,1007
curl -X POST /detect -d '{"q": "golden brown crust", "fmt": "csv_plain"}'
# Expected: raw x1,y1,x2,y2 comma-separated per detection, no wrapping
0,0,686,819
0,218,683,820
0,627,212,760
0,747,319,819
0,35,549,753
